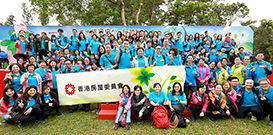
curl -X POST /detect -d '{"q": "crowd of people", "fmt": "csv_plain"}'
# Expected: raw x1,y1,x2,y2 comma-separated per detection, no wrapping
0,28,273,129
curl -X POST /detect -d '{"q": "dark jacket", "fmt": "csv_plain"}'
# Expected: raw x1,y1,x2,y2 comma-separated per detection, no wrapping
38,91,58,110
26,39,38,52
3,72,23,88
35,37,50,51
131,93,148,114
11,96,42,123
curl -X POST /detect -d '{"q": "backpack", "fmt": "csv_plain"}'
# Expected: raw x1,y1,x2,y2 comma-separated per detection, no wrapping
169,111,187,128
151,105,169,129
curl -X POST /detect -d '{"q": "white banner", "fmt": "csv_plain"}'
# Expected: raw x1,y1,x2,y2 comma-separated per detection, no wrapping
57,66,186,105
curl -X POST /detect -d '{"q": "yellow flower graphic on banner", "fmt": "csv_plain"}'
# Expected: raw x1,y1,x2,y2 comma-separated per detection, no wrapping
129,67,155,87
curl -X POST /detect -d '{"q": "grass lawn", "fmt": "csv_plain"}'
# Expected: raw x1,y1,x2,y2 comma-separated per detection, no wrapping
0,105,272,135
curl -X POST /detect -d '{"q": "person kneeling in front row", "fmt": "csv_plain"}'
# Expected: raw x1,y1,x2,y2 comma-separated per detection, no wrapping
131,85,149,123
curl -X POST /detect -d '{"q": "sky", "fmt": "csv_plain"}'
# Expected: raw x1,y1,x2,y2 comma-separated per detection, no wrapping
0,0,271,26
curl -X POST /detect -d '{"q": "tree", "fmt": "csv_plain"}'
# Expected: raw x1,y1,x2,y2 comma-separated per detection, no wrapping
5,13,16,26
166,0,250,26
253,19,273,63
240,19,257,26
21,2,34,25
29,0,167,26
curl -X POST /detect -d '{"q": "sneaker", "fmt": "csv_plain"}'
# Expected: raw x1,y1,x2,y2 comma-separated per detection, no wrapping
190,116,195,122
56,112,63,116
268,121,273,126
185,118,190,124
85,109,90,112
96,109,101,114
137,118,141,123
114,123,119,130
91,108,98,113
66,109,74,114
18,123,25,128
125,123,130,130
36,120,45,124
0,121,6,125
230,115,234,119
251,116,257,121
208,116,215,122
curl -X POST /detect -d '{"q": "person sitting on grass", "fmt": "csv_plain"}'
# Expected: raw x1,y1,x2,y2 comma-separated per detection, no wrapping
222,80,238,119
256,78,273,126
131,85,149,123
11,85,45,128
0,87,19,125
39,85,62,119
236,78,264,121
207,84,227,122
188,83,209,122
114,84,133,130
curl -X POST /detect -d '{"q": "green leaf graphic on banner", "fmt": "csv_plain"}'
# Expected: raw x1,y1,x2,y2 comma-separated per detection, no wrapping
143,90,149,94
0,40,13,47
8,29,15,36
149,85,154,92
170,75,177,80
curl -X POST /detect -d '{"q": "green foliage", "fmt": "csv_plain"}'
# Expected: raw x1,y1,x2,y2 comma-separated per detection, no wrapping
5,13,16,26
166,0,249,26
21,2,34,25
240,19,257,26
254,19,273,63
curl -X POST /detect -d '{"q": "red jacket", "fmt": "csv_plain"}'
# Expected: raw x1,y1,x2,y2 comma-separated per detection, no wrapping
14,39,28,55
188,91,209,113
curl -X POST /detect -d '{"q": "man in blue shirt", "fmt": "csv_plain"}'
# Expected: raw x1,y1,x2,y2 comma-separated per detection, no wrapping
174,32,183,55
237,78,264,121
100,44,117,70
70,29,79,56
257,78,273,126
161,38,170,56
229,77,242,94
149,45,166,66
237,47,246,61
251,52,272,86
56,29,70,54
115,39,132,69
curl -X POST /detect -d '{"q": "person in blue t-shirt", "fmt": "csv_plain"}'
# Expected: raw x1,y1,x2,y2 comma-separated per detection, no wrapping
88,34,100,54
115,39,132,69
56,29,70,54
3,63,23,93
257,78,273,126
162,38,170,56
149,83,172,113
236,47,247,61
168,82,187,114
174,32,184,55
149,44,166,66
237,78,264,121
99,44,118,70
70,29,79,56
215,34,223,53
251,52,272,86
166,47,182,66
34,60,47,84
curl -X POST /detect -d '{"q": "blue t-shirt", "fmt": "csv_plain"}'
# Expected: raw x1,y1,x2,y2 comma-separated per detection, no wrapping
28,40,36,55
70,35,79,50
52,69,58,89
257,86,273,104
26,98,35,110
20,40,26,54
174,37,183,51
118,50,132,69
241,89,258,107
28,73,38,87
161,47,169,55
166,55,181,66
145,47,155,57
43,93,52,102
149,54,165,66
41,39,45,50
168,92,186,107
34,67,46,81
149,91,168,105
79,39,88,52
216,41,223,51
9,98,15,107
57,35,69,49
137,56,145,67
224,92,232,105
99,53,116,69
51,39,58,50
89,39,99,54
12,73,23,93
252,60,272,83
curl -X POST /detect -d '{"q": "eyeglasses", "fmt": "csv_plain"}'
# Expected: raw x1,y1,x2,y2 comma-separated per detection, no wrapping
260,83,269,86
65,63,71,65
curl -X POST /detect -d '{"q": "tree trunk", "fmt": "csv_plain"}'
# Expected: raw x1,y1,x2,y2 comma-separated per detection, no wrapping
121,0,126,26
135,4,142,25
150,2,155,25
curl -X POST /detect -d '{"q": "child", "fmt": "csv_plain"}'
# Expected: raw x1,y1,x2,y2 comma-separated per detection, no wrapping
208,77,216,94
114,84,133,130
